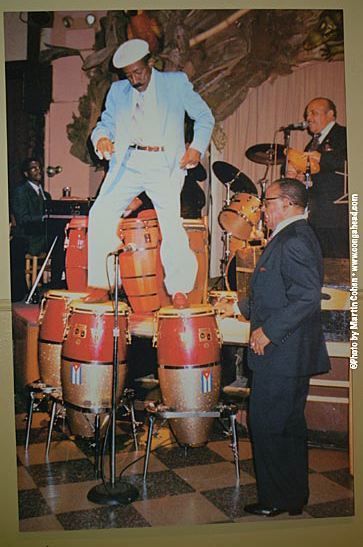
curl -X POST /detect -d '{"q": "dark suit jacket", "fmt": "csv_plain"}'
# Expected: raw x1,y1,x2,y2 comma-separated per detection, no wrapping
305,122,347,173
11,181,51,255
306,124,348,257
239,219,330,378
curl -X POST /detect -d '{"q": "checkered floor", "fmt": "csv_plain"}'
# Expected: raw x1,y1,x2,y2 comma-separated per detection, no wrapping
15,395,354,532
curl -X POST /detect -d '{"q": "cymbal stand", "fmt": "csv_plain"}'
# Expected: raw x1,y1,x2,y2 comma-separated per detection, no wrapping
220,181,234,289
211,182,233,290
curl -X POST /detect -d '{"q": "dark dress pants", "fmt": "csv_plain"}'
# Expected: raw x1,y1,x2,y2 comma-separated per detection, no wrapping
248,368,311,509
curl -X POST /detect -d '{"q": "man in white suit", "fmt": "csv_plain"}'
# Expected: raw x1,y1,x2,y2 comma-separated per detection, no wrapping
85,39,215,305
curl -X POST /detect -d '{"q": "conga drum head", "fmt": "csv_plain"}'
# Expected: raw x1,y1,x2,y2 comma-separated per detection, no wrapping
68,300,129,315
67,216,88,229
42,289,90,302
157,304,215,318
218,193,261,240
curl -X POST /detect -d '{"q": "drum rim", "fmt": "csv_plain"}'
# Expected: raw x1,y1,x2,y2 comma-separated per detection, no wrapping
68,299,129,313
157,304,215,316
43,290,90,299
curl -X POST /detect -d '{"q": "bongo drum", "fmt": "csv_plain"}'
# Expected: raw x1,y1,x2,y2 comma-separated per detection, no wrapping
38,289,89,388
153,305,222,447
218,193,261,240
64,216,88,291
61,300,129,437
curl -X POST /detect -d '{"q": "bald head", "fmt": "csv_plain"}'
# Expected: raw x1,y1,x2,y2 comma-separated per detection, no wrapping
304,97,336,134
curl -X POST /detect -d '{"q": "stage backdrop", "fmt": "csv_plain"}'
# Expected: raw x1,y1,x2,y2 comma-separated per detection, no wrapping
209,60,346,277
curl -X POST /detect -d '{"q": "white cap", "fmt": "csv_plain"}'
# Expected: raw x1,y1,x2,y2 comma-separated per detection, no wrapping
113,39,150,69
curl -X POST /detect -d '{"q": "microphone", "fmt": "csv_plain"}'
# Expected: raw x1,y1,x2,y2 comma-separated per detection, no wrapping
107,242,137,256
47,165,63,177
279,121,308,131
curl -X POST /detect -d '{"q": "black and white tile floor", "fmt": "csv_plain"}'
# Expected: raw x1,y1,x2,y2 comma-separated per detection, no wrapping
15,400,354,532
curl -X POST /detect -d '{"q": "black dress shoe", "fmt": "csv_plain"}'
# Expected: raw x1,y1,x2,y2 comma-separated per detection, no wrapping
244,503,303,517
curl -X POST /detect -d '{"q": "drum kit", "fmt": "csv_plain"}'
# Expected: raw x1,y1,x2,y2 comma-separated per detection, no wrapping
213,142,285,290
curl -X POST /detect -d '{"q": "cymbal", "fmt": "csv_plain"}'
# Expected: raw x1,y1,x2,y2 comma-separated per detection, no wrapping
212,161,257,195
245,143,285,165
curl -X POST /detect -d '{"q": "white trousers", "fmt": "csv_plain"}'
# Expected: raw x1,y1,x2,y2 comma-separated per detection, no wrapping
87,149,198,294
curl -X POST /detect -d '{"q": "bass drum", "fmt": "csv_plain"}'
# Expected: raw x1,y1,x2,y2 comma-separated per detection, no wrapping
218,193,261,240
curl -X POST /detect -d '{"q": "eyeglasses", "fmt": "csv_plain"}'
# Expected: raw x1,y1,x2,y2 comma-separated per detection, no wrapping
261,196,283,206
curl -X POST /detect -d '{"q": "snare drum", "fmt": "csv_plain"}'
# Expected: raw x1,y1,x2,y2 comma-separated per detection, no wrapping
61,300,129,436
38,289,89,388
154,305,221,447
218,193,261,240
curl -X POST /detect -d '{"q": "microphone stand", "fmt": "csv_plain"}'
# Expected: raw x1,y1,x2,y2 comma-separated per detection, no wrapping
87,252,138,506
282,128,291,176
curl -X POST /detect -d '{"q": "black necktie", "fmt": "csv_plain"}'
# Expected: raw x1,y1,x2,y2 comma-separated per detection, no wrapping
308,133,321,151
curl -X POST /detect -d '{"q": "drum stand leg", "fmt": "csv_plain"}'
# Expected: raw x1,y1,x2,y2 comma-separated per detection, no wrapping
229,412,240,482
123,388,140,451
45,398,58,457
25,390,35,451
45,391,64,457
94,414,101,479
143,415,155,481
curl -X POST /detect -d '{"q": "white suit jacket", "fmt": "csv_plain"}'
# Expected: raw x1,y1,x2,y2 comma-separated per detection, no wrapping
91,69,215,179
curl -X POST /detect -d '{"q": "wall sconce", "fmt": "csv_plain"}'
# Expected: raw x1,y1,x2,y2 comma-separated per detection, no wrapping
85,13,96,27
62,16,73,28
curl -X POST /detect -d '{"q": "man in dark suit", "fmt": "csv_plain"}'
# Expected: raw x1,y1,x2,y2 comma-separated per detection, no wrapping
289,97,348,258
217,179,330,517
11,158,51,256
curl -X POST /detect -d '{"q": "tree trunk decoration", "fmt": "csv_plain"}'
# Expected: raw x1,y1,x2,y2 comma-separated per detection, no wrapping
39,9,344,164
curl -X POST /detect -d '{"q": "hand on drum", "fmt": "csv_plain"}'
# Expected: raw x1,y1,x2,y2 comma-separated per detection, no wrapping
286,166,306,184
249,327,271,355
214,299,237,319
302,150,321,165
96,137,114,160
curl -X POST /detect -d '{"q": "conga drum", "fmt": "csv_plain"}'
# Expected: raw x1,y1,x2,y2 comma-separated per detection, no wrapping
156,217,209,308
61,300,129,437
38,289,89,388
118,212,163,313
218,193,261,240
154,305,222,447
64,216,88,291
181,219,209,305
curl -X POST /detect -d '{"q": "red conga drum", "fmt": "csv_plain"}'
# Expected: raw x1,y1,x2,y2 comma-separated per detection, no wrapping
118,211,163,313
38,289,89,388
61,300,129,437
64,216,88,291
154,305,222,447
